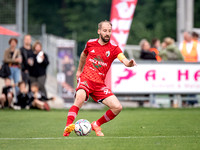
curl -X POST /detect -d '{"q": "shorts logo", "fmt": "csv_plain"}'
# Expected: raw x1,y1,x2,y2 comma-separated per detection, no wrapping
106,51,110,57
104,89,110,95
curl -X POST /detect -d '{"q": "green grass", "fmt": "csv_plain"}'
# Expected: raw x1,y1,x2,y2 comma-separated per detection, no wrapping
0,108,200,150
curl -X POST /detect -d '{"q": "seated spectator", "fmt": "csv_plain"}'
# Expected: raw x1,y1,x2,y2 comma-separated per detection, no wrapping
159,37,184,61
150,38,162,62
16,81,29,109
28,82,54,111
139,39,156,60
0,78,14,108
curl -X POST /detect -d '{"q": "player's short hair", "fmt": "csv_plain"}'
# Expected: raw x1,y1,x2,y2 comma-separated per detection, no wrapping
98,20,112,29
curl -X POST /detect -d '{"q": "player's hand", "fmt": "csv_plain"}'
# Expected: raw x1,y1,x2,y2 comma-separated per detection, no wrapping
127,59,137,67
76,70,82,80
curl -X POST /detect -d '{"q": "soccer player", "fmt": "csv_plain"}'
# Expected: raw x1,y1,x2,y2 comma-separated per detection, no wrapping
63,20,136,136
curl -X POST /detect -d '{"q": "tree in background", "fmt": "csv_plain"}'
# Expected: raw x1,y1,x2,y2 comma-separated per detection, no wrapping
0,0,16,24
28,0,200,55
59,0,111,55
128,0,176,45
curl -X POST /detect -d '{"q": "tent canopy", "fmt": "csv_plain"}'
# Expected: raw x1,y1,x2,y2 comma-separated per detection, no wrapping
0,26,20,36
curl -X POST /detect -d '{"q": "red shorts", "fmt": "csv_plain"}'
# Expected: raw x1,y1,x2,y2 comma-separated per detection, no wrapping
76,76,114,103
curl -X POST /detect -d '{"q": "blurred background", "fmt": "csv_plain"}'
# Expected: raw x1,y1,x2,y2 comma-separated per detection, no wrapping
0,0,200,109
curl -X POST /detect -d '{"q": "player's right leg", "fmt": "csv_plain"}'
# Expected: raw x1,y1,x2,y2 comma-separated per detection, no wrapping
63,89,86,136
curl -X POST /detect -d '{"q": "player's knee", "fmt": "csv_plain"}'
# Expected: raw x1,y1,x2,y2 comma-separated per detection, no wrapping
74,91,86,108
118,104,123,112
115,104,123,112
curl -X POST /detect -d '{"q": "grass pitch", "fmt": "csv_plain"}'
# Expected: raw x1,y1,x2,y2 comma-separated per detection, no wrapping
0,108,200,150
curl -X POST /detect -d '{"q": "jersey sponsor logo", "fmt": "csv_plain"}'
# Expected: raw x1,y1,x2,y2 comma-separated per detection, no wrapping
89,56,107,69
106,51,110,57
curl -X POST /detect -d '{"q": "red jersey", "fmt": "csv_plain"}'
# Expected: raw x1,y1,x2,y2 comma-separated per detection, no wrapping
81,39,122,84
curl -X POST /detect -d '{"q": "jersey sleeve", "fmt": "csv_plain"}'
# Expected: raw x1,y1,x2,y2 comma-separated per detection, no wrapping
113,46,123,59
117,53,126,62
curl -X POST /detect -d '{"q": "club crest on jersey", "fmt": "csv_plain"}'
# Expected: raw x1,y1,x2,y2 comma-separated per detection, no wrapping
106,51,110,57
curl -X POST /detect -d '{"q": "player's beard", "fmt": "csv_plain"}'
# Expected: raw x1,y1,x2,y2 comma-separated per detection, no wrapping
101,34,110,43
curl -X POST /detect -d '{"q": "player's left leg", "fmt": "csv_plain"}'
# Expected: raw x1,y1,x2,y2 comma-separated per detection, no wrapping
91,95,122,136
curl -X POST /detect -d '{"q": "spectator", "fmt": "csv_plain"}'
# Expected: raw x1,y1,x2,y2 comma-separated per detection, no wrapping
192,32,199,42
16,81,29,109
3,38,22,95
179,31,200,62
159,37,184,61
28,82,54,111
161,41,167,50
63,55,75,89
0,78,14,108
179,32,199,106
139,39,156,60
28,41,49,96
150,38,162,62
20,35,33,89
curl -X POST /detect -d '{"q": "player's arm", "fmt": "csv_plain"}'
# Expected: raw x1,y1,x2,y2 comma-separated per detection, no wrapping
76,51,87,79
117,53,137,67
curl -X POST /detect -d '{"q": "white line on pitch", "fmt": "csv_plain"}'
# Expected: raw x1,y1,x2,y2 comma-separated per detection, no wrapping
0,135,200,140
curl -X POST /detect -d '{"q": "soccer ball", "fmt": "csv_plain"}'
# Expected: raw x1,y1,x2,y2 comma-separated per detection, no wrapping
74,119,91,136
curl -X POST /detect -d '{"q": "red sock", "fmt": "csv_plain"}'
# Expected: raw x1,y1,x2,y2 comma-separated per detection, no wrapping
66,105,79,126
96,109,117,126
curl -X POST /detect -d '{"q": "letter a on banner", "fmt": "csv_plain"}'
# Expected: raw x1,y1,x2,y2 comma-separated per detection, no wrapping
106,0,138,89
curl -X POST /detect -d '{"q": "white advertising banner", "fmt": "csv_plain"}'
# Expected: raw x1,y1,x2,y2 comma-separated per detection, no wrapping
112,63,200,94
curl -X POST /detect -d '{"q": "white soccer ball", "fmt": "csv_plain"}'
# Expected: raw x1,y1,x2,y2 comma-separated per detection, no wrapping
74,119,91,136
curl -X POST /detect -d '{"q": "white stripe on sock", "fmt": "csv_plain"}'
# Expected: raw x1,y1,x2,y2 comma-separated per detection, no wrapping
104,113,110,122
68,112,77,118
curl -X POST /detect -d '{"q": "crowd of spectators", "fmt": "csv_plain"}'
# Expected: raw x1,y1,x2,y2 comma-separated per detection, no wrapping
139,31,200,62
138,31,200,107
0,35,54,110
